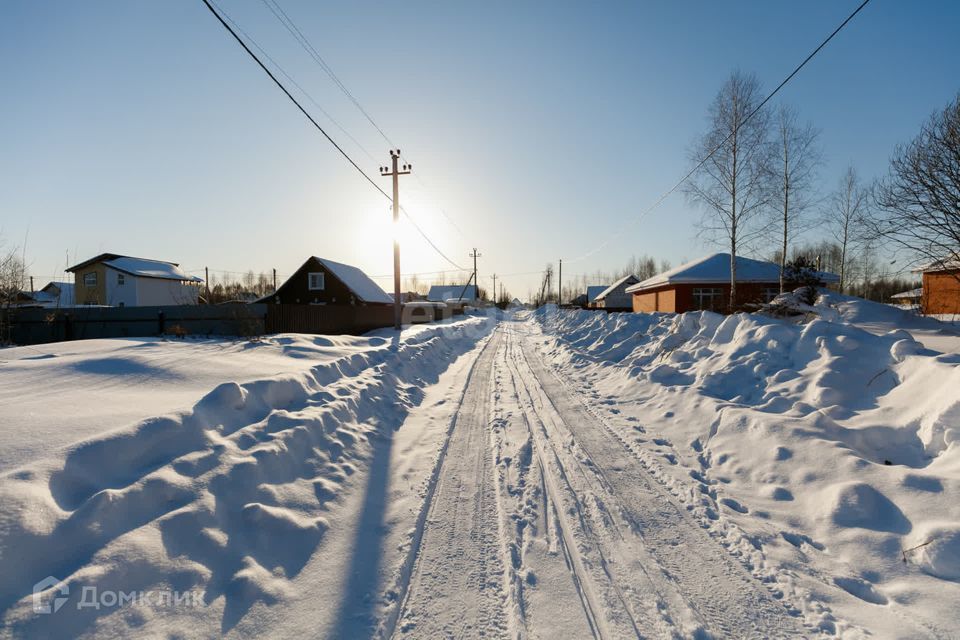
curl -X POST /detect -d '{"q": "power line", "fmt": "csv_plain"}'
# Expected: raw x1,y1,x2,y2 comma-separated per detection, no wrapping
568,0,872,264
201,0,466,271
260,0,469,244
260,0,396,149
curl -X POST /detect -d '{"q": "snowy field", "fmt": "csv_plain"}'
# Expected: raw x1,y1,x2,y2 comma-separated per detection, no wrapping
2,298,959,639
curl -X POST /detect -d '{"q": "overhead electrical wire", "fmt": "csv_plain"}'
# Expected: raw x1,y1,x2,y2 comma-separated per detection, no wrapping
260,0,469,243
567,0,872,265
200,0,466,271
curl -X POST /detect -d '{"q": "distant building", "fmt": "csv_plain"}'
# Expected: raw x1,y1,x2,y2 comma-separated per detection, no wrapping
890,288,922,308
67,253,202,306
625,253,839,314
427,284,478,303
265,257,393,306
586,285,606,307
592,275,639,311
15,281,74,308
916,259,960,315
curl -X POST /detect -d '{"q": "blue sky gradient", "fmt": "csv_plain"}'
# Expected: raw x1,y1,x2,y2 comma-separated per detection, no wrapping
2,1,958,297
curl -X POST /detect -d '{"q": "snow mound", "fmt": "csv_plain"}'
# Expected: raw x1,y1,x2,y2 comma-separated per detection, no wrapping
912,523,960,581
824,481,911,534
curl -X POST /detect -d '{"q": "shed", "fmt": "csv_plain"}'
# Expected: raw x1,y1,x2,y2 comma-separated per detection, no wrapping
593,275,639,311
915,259,960,315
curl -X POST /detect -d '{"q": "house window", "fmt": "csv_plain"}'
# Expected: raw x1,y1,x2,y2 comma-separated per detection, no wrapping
117,273,125,285
692,287,723,311
308,272,325,291
83,272,97,288
762,287,779,302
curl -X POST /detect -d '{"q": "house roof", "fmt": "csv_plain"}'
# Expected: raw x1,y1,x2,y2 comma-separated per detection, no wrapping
586,285,606,303
915,257,960,273
625,253,839,294
67,253,202,282
313,257,393,304
427,284,478,302
890,288,923,299
595,274,639,300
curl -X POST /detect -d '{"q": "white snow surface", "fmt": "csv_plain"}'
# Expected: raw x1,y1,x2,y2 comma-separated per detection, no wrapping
103,257,203,282
3,296,960,639
532,297,960,637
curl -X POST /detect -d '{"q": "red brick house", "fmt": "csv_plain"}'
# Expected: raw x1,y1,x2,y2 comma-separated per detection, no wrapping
625,253,839,314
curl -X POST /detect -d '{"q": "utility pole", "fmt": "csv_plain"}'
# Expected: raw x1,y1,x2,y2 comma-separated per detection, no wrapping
469,248,482,300
491,273,497,305
272,268,277,292
30,276,35,295
205,267,210,304
558,259,562,305
381,150,411,330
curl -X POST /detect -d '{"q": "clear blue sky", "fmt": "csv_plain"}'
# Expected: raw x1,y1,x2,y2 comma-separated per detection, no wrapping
2,1,958,298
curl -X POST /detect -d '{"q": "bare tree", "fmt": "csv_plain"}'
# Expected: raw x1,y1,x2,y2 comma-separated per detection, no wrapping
686,71,772,310
769,104,822,293
874,94,960,274
0,242,27,343
823,166,870,292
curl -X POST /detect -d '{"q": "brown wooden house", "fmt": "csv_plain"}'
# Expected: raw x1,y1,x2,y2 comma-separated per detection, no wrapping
263,257,393,306
917,260,960,315
625,253,839,314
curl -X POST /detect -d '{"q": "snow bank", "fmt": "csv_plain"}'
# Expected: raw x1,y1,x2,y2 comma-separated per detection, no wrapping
533,302,960,635
0,317,493,637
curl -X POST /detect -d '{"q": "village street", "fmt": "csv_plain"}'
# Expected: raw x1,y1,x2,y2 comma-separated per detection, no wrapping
392,320,806,639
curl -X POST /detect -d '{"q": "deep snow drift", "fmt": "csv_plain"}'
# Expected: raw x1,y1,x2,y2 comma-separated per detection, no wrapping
0,317,495,638
532,295,960,637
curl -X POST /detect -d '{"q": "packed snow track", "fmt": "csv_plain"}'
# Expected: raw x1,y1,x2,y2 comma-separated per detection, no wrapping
393,321,806,639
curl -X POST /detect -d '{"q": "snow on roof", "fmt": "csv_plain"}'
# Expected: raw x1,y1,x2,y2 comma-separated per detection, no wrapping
314,257,394,304
915,257,960,273
890,288,923,299
625,253,839,294
594,274,639,300
586,285,606,303
103,257,203,282
427,285,477,302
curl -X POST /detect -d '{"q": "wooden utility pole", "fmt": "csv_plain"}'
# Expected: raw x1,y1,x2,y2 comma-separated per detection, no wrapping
30,276,35,295
205,267,210,304
381,150,411,330
558,259,562,305
469,248,482,299
272,268,277,292
491,273,497,305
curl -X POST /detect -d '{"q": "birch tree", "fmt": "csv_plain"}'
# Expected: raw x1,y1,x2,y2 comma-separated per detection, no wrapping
824,166,870,292
769,105,821,293
686,71,772,310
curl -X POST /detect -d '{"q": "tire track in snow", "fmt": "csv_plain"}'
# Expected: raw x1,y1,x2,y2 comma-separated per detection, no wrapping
391,330,509,640
515,326,809,639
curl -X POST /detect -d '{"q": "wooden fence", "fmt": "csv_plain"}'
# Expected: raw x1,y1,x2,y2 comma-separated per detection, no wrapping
264,304,396,335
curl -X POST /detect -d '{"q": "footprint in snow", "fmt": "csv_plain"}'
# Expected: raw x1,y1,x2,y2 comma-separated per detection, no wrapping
720,497,748,514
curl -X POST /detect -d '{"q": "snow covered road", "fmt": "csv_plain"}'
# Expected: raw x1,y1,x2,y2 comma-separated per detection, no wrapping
4,303,960,638
394,322,805,639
